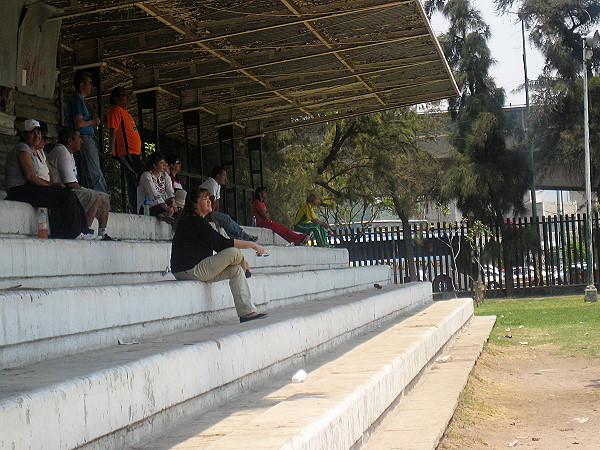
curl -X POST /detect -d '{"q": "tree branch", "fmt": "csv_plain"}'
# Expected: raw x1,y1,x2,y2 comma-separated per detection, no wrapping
314,180,347,199
317,121,357,174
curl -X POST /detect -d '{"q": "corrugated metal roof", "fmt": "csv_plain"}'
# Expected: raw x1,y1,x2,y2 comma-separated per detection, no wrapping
48,0,458,143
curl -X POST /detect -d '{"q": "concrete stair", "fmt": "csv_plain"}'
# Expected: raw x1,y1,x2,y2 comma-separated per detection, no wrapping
0,265,389,368
0,238,349,289
131,298,475,449
0,199,287,244
0,283,439,450
0,196,488,449
361,315,496,450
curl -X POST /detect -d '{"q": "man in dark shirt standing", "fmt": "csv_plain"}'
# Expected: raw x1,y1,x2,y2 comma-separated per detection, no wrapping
64,70,108,193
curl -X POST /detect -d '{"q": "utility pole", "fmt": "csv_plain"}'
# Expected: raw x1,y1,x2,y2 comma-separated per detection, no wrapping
582,30,599,302
521,18,537,219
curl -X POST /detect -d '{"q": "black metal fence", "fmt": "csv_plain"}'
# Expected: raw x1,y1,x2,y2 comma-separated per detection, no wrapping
329,214,599,292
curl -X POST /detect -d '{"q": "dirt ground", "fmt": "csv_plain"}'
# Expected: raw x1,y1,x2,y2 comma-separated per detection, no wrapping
438,344,600,449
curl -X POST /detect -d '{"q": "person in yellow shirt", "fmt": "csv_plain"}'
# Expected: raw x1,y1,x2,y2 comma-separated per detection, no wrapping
293,193,331,246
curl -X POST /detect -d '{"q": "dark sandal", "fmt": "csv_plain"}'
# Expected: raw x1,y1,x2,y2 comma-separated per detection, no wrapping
239,313,267,323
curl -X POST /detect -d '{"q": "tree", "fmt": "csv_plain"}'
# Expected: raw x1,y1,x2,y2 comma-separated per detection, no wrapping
427,0,533,290
495,0,600,80
426,0,531,226
261,119,383,227
375,147,442,281
494,1,600,192
261,107,444,281
262,109,443,229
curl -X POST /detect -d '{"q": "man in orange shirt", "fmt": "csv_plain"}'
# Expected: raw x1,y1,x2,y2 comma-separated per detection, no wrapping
107,86,144,213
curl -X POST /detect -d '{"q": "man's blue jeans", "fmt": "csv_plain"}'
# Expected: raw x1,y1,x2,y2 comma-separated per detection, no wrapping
214,211,244,239
79,135,108,193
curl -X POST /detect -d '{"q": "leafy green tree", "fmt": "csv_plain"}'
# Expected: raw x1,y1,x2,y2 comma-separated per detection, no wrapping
496,0,600,80
493,1,600,192
261,123,333,227
426,0,531,226
427,0,533,290
262,110,441,228
375,147,442,280
261,108,444,280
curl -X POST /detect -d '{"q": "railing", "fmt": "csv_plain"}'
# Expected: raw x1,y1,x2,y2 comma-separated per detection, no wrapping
329,214,599,292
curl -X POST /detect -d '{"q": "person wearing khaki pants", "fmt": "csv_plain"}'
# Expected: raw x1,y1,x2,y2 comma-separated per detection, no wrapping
171,187,268,323
174,247,255,317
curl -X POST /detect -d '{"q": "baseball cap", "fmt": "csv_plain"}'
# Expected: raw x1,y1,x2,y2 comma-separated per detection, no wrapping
23,119,41,132
39,121,54,139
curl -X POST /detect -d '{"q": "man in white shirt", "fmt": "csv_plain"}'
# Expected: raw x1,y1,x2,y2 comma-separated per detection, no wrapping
48,125,114,240
199,166,257,241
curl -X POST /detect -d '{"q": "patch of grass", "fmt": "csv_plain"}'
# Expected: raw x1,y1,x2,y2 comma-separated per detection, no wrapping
438,366,495,449
476,296,600,358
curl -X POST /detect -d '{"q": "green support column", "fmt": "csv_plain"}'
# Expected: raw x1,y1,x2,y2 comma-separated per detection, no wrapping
248,136,264,188
218,125,237,220
136,90,159,157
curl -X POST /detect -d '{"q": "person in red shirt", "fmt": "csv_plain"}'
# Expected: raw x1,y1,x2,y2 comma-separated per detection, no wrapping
107,86,144,212
251,186,309,245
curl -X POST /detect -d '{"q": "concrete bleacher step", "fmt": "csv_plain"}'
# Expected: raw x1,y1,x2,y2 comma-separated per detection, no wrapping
0,238,348,289
0,198,289,245
361,315,496,450
0,264,390,368
0,199,173,241
128,297,474,450
0,283,439,450
0,237,173,289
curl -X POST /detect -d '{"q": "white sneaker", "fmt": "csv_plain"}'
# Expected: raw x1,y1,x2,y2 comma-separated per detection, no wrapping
75,233,99,240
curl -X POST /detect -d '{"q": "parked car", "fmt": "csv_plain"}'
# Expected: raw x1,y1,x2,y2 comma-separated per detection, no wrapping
432,264,503,292
482,265,502,289
511,266,536,286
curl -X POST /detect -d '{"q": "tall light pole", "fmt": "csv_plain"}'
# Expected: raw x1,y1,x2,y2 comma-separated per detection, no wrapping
521,18,537,218
583,30,599,302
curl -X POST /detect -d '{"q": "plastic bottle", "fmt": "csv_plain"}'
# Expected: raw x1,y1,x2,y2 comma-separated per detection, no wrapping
143,195,151,216
37,207,49,239
292,369,307,383
251,216,257,227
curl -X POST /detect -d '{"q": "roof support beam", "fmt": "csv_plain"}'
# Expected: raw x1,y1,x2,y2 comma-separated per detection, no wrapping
279,0,386,106
47,0,169,21
261,92,453,135
156,33,429,87
91,1,416,62
227,77,451,123
61,38,135,79
162,90,451,145
180,59,439,109
135,3,313,116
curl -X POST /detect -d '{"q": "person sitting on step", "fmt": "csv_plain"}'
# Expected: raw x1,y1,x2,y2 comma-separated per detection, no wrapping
4,119,90,239
251,186,309,246
199,165,258,241
33,121,58,185
136,152,179,224
293,193,331,247
48,125,114,240
171,187,268,323
165,153,187,209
